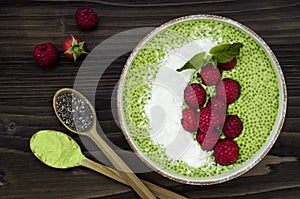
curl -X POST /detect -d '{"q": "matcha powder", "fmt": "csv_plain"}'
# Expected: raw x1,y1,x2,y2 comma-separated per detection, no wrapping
30,130,85,169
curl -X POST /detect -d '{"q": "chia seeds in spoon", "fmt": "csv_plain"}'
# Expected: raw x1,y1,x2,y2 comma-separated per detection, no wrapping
56,93,94,132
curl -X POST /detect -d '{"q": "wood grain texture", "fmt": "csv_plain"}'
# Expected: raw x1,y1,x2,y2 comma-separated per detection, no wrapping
0,0,299,198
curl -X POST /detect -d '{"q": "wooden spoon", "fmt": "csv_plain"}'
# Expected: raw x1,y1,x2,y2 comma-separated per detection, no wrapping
30,130,187,199
53,88,156,199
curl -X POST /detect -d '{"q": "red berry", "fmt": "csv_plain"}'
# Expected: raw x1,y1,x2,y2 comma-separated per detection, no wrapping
216,78,241,104
218,58,237,70
181,109,198,132
33,42,58,67
196,129,206,144
63,36,87,62
198,107,225,133
214,139,239,165
75,8,97,30
199,63,221,86
184,83,206,109
196,129,220,151
206,97,227,113
223,115,243,139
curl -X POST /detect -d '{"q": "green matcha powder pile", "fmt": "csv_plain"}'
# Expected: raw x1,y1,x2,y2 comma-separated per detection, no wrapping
30,130,85,168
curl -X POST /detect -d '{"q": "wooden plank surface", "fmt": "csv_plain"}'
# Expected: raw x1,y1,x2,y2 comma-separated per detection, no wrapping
0,0,299,198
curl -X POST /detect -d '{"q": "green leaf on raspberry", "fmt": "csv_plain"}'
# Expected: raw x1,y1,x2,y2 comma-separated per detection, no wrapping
209,43,243,63
176,52,206,72
65,36,88,62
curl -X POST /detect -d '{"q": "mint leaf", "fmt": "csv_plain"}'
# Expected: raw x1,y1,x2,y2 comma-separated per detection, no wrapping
176,52,206,72
189,52,206,70
176,62,196,72
210,43,243,63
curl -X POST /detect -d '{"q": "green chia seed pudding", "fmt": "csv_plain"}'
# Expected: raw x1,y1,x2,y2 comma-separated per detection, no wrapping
120,18,280,179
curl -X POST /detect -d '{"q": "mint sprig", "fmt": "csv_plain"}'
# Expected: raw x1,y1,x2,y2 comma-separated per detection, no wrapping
209,43,243,63
176,42,243,72
176,52,211,72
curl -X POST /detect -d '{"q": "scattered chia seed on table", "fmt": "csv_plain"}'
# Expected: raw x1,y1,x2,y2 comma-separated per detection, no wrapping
56,93,94,132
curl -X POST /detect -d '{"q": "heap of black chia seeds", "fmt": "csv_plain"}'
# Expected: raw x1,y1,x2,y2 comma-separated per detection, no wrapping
56,93,94,132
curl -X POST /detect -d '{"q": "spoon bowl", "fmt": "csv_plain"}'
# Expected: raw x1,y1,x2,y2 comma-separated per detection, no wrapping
53,88,156,199
30,130,85,169
53,88,96,134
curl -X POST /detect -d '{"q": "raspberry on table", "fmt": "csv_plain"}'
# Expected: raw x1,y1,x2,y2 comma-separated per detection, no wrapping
33,42,58,67
76,8,98,30
63,36,87,62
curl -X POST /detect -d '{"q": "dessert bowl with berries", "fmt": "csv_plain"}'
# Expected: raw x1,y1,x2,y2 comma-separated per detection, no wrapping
117,15,287,184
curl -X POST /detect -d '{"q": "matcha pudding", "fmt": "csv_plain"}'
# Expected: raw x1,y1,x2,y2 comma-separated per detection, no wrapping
117,15,286,184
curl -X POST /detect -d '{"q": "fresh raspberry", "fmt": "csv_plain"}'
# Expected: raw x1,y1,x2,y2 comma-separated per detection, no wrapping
214,139,239,165
196,129,220,151
216,78,241,104
196,129,206,144
63,36,87,62
75,8,98,30
184,83,206,109
33,42,58,67
206,97,227,113
198,107,225,133
223,115,243,139
181,109,199,132
199,63,221,86
218,58,237,70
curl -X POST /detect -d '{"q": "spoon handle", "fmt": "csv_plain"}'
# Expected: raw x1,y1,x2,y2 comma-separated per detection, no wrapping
88,129,156,199
82,158,187,199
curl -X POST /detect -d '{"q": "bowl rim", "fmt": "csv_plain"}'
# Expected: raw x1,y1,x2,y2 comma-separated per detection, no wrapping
117,14,287,185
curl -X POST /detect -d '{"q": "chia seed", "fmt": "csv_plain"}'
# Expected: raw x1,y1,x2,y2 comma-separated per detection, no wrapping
56,93,94,132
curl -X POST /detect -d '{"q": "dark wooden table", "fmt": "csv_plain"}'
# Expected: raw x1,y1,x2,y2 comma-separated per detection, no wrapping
0,0,299,198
